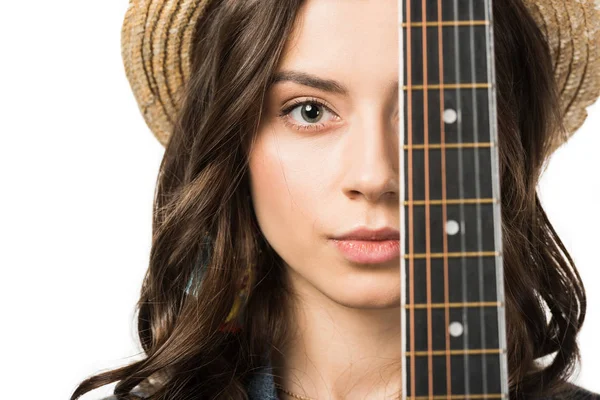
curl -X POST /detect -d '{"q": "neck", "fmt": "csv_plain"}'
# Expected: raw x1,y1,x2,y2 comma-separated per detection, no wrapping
271,268,403,400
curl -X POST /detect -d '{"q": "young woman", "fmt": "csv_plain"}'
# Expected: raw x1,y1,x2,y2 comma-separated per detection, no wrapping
71,0,600,399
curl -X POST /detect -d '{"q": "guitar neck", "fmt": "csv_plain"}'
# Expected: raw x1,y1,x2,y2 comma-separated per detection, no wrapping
399,0,509,398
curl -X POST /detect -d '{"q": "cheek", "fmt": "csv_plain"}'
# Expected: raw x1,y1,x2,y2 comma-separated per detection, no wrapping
248,131,326,261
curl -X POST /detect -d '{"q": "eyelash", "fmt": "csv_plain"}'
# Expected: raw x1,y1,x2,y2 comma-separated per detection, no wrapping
278,97,339,132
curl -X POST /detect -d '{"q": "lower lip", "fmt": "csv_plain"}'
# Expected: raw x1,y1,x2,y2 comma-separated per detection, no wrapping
330,239,401,264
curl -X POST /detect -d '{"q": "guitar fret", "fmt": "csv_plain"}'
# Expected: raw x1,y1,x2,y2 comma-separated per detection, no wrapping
410,395,506,400
404,152,495,202
406,349,505,357
403,198,498,206
403,83,491,90
403,142,495,150
405,302,502,309
402,20,490,27
404,251,500,259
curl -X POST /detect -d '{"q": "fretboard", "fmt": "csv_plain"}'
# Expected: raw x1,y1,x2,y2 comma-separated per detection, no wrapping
399,0,509,398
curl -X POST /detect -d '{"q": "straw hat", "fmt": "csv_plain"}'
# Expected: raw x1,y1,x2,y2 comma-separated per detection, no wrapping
121,0,600,155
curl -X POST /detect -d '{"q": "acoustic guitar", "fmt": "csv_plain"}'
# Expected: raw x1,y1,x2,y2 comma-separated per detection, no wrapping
400,0,509,398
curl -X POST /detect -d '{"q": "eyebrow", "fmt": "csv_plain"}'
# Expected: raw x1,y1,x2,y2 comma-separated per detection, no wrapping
269,70,400,101
269,70,349,95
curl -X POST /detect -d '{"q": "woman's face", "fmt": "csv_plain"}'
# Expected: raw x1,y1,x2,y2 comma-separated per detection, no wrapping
248,0,400,309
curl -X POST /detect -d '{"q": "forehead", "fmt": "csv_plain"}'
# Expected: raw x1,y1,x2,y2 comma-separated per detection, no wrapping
275,0,399,96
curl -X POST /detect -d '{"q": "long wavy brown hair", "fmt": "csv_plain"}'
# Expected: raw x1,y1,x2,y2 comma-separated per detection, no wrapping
70,0,587,399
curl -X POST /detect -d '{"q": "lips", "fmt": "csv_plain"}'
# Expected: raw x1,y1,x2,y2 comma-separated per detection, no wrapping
332,226,400,241
329,226,401,264
330,238,401,264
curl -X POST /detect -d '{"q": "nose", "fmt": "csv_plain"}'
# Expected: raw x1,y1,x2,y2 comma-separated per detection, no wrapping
341,106,399,203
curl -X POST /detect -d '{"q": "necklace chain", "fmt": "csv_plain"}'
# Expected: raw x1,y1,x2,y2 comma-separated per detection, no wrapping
274,383,316,400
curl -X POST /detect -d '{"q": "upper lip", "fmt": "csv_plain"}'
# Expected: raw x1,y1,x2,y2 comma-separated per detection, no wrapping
331,226,400,241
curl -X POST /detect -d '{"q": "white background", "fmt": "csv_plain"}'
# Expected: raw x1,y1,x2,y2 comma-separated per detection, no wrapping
0,2,598,399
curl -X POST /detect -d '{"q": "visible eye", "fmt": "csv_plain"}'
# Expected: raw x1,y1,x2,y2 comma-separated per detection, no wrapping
278,98,340,132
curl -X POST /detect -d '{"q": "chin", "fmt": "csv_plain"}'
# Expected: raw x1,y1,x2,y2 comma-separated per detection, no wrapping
323,272,401,309
284,257,401,308
332,292,401,309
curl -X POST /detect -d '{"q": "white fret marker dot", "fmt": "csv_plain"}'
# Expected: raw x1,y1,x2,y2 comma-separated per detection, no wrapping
449,321,464,337
443,108,458,124
445,220,460,235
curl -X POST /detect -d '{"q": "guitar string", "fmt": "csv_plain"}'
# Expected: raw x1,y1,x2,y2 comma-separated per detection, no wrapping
468,0,489,395
405,0,417,396
451,0,472,396
419,0,435,396
436,0,454,396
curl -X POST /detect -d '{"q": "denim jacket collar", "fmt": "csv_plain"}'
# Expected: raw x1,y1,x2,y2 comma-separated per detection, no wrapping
246,356,279,400
243,357,596,400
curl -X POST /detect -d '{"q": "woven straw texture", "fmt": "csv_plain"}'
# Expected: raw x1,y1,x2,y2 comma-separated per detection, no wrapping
121,0,210,146
121,0,600,153
524,0,600,155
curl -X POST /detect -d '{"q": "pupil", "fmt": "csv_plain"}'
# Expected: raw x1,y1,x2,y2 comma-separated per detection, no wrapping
301,104,321,122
